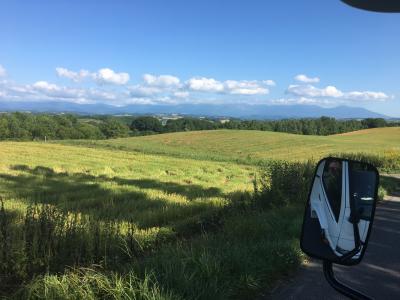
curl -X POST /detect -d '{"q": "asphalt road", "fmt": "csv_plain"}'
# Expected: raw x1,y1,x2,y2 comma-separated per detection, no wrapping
266,177,400,300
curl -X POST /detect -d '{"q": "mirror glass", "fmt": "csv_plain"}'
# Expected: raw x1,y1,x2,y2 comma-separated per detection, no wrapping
300,157,379,265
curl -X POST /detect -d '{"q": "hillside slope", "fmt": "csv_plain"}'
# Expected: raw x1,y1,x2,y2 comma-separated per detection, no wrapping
61,127,400,163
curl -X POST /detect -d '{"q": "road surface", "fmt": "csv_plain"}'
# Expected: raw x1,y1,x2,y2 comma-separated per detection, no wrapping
266,176,400,299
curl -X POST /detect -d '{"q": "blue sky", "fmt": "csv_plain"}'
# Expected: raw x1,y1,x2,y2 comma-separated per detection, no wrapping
0,0,399,116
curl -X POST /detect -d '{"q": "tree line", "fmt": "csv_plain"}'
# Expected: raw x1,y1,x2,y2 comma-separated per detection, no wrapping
129,115,398,136
0,112,397,141
0,113,129,140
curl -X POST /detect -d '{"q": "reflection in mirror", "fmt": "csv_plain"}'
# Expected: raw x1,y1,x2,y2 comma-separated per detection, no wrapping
300,157,379,265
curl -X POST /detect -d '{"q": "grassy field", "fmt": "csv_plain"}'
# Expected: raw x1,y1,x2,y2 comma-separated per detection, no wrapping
1,128,399,299
60,127,400,164
0,142,303,299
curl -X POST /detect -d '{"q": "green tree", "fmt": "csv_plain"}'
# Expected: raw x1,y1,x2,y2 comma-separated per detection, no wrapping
77,123,105,139
100,119,130,138
130,117,163,133
0,116,10,139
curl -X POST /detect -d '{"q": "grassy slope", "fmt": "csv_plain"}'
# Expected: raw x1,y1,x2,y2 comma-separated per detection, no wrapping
60,127,400,164
2,128,398,299
0,142,254,225
1,142,304,299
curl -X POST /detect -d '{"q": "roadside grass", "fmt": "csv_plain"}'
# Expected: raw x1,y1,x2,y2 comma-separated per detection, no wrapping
380,175,400,197
11,205,304,300
16,269,179,300
140,205,303,300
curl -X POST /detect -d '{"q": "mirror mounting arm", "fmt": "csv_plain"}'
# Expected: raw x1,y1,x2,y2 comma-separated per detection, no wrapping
323,260,372,300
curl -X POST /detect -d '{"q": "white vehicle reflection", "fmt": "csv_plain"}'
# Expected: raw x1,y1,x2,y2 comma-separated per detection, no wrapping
309,159,375,258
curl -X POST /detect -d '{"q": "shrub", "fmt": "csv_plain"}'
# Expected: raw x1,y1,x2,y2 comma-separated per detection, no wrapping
254,160,315,208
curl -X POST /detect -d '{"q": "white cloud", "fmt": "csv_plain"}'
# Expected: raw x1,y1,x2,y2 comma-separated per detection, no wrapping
0,65,6,77
224,80,269,95
95,68,130,85
31,81,87,100
0,80,118,104
186,77,225,92
129,85,163,97
56,67,130,85
287,84,343,98
263,79,276,86
270,97,322,105
143,74,180,87
56,67,91,82
186,78,271,95
287,84,389,102
295,74,320,83
33,81,60,92
1,66,391,107
346,91,389,101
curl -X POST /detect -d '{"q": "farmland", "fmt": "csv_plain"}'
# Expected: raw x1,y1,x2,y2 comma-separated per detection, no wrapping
61,127,400,164
0,127,399,299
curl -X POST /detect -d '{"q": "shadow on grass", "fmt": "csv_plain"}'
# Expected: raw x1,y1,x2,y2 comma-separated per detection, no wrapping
0,165,232,294
0,164,224,228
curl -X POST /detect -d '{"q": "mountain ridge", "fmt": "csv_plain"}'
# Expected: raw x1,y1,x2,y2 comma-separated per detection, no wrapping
0,101,388,119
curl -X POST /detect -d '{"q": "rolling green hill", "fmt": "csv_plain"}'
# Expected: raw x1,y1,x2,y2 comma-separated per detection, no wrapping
61,127,400,164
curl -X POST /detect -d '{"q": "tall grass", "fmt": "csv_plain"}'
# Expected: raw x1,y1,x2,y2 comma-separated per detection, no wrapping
16,269,178,300
254,160,315,208
9,204,303,300
333,150,400,173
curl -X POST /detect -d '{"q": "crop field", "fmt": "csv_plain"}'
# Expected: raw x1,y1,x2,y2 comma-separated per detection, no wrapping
1,127,399,299
61,127,400,164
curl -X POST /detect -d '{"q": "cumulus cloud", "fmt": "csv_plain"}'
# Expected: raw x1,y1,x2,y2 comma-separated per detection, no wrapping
186,77,225,92
56,67,91,82
287,84,343,98
346,91,390,101
0,79,121,104
1,65,391,106
224,80,269,95
0,65,6,77
95,68,130,85
32,81,60,92
186,77,271,95
143,74,180,87
31,81,89,100
295,74,320,83
287,84,389,102
56,67,130,85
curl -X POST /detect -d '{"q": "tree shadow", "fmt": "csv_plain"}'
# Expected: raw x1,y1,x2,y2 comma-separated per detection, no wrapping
0,165,224,228
10,165,223,200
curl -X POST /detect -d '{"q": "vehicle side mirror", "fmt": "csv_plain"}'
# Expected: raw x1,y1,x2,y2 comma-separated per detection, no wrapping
300,157,379,265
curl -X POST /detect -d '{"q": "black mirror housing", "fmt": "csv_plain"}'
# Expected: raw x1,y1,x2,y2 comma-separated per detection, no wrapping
300,157,379,266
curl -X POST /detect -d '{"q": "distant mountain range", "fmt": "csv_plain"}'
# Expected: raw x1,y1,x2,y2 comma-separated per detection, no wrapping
0,101,388,119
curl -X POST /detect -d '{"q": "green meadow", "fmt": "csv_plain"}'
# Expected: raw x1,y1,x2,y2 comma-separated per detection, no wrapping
61,127,400,164
0,127,399,299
